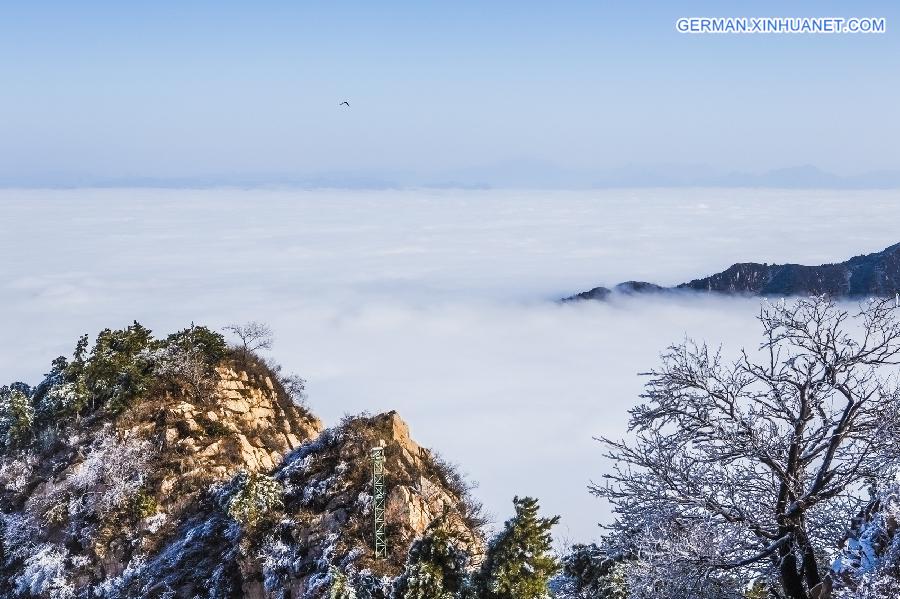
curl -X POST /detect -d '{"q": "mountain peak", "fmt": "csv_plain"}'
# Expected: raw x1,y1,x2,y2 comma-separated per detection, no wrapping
564,242,900,301
0,327,485,598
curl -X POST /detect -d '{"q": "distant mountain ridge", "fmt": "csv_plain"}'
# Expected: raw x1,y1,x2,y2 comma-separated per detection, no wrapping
564,242,900,301
6,163,900,189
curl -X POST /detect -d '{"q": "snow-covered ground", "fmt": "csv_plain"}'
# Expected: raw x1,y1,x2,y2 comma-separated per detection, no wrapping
2,187,899,541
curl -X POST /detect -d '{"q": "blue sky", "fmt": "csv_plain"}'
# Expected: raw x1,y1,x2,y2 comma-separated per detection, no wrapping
1,1,898,186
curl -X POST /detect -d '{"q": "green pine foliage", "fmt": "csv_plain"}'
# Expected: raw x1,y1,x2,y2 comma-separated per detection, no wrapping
130,487,159,520
79,321,155,413
164,324,227,366
393,514,471,599
0,387,35,448
560,543,628,598
32,355,80,425
478,496,560,599
0,322,229,453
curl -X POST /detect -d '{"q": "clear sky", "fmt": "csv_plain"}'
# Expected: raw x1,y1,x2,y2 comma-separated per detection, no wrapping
1,1,898,186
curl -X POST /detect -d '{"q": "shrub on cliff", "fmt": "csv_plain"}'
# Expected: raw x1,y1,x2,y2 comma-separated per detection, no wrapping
31,356,80,431
52,321,225,417
223,470,284,530
42,430,154,534
223,321,273,365
330,566,359,599
152,324,226,402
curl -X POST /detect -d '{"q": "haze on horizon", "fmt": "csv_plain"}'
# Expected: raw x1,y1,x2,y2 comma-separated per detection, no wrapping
1,0,898,188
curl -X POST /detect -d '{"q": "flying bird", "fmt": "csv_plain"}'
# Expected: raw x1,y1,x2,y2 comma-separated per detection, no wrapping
339,101,350,107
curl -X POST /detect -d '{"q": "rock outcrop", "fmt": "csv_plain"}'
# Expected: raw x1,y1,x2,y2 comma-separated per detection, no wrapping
106,410,485,598
147,363,322,520
0,353,324,597
159,364,322,478
112,412,483,599
0,327,484,599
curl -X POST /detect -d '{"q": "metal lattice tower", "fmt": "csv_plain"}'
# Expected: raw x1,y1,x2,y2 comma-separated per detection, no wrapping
371,446,387,559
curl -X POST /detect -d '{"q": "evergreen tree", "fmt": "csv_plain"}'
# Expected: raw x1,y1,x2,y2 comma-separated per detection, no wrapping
164,324,227,365
393,514,470,599
7,389,34,447
478,496,559,599
81,321,155,413
0,386,34,449
559,544,627,599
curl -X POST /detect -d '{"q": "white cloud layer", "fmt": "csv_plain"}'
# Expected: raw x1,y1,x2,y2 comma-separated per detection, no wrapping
1,187,899,541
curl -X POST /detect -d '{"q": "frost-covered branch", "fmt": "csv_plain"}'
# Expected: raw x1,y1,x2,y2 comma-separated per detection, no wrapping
595,296,900,599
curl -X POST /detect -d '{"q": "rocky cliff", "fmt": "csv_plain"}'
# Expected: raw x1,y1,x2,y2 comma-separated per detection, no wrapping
0,351,321,597
0,324,484,599
104,411,485,599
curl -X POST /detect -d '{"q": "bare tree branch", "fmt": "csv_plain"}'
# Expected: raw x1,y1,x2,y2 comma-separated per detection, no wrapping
595,296,900,599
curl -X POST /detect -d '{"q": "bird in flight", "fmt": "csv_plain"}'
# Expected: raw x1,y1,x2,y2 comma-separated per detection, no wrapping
339,101,350,107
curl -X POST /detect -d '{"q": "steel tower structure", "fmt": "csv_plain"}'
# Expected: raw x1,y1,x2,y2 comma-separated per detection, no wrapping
371,446,387,558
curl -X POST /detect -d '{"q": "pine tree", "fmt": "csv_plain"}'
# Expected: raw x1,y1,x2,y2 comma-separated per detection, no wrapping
478,496,560,599
81,321,155,413
0,387,35,448
560,543,628,599
393,514,470,599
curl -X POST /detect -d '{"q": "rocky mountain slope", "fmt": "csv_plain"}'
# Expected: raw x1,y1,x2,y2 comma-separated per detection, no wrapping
0,324,485,598
564,242,900,301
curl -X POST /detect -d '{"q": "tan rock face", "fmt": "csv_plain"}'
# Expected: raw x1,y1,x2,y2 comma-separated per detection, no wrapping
386,485,434,535
102,361,323,524
269,410,486,585
2,352,483,598
0,355,329,597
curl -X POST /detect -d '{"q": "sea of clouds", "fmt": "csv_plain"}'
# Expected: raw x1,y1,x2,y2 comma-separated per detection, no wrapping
2,187,899,542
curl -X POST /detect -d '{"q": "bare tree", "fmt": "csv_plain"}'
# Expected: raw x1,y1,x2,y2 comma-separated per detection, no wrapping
278,373,308,407
152,343,217,402
595,296,900,599
223,322,273,361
